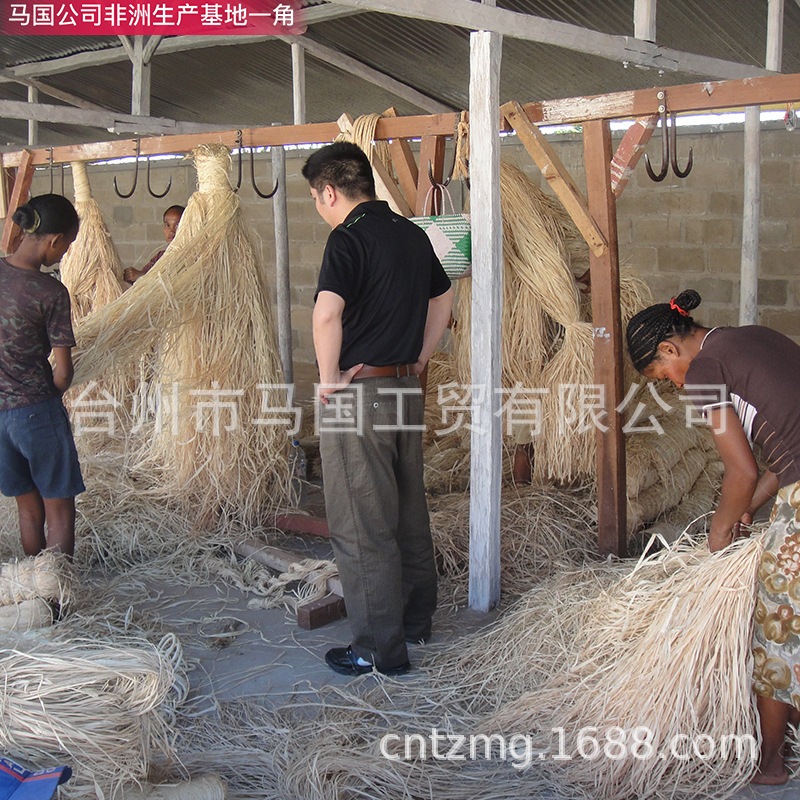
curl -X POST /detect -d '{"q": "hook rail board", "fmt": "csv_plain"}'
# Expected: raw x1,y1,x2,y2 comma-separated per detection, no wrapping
0,113,462,168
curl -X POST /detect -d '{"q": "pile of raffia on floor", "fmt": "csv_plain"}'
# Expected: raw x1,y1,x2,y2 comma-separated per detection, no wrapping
145,530,770,800
426,160,721,540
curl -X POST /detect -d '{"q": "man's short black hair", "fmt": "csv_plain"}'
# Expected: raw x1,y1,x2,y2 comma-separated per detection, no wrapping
301,142,376,201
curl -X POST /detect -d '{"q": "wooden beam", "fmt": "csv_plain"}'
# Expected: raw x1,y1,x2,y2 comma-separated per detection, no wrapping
0,70,106,113
1,150,34,254
272,137,293,386
415,135,445,215
0,5,365,84
502,99,607,256
0,98,226,136
296,594,347,630
325,0,768,79
518,72,800,126
468,30,503,613
281,34,455,114
634,0,657,42
610,114,658,197
383,107,419,211
582,119,626,558
0,113,460,167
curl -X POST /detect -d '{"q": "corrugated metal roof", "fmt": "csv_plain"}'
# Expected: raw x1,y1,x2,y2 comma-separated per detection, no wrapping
1,1,799,148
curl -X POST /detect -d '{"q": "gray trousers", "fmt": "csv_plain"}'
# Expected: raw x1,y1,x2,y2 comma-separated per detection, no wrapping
319,376,437,670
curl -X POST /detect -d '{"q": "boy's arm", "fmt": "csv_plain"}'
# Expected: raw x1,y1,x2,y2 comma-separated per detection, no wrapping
51,347,74,394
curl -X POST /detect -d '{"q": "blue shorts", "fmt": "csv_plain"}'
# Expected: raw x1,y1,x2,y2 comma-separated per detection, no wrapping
0,396,85,499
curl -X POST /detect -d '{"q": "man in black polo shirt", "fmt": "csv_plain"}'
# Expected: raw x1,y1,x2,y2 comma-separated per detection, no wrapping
303,142,454,676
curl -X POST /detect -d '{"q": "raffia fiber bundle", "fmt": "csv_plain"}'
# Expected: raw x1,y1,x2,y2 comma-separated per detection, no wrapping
123,774,227,799
429,483,596,598
0,633,186,797
488,534,763,799
71,144,289,525
0,550,74,607
60,161,125,319
0,597,52,633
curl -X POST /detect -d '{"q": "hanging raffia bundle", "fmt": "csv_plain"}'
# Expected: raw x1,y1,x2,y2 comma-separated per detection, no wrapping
71,144,289,526
59,161,124,319
0,633,186,797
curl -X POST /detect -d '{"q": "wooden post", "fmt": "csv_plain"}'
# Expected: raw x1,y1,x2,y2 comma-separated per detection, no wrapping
1,150,34,255
131,35,151,117
582,119,627,558
272,130,293,386
468,29,503,612
27,86,38,147
633,0,656,42
740,106,760,326
291,42,306,125
740,0,783,325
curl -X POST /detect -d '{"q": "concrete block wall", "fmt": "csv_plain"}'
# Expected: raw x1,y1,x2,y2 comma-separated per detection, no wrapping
27,123,800,374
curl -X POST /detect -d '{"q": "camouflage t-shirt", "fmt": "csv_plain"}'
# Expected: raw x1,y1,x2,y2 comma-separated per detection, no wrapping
0,258,75,410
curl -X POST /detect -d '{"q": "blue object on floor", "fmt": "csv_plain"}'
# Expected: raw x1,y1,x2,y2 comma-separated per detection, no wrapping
0,758,72,800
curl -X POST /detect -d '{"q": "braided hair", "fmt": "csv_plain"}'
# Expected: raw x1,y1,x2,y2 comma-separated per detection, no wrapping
626,289,702,372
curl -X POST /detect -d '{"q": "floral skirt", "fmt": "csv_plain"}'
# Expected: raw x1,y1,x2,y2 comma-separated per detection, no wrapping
753,480,800,709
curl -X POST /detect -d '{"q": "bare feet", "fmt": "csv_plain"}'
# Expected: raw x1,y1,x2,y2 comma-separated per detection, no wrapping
752,757,789,786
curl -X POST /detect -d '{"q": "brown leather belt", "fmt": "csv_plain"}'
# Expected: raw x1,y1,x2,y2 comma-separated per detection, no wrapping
353,363,416,379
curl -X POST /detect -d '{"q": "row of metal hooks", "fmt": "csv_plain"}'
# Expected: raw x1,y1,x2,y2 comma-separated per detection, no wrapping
111,135,279,199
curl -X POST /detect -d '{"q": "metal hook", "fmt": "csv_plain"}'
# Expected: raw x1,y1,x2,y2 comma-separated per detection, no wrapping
47,149,65,195
234,130,244,190
146,157,172,198
113,140,140,198
668,113,693,179
644,106,669,182
250,146,278,199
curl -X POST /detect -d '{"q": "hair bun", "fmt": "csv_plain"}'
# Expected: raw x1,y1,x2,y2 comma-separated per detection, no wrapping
12,205,40,234
673,289,701,313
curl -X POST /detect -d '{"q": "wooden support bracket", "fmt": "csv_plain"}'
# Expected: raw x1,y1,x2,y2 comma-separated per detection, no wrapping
610,114,659,197
1,150,34,254
383,106,419,215
415,134,446,215
502,99,607,257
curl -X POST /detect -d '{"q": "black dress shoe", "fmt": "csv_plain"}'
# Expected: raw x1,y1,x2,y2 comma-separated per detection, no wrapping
324,646,410,677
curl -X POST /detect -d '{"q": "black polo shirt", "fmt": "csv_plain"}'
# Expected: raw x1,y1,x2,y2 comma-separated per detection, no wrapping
316,200,451,370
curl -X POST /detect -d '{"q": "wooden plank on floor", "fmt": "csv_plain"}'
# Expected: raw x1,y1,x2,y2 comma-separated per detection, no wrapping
297,594,347,630
272,512,330,538
234,539,342,596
